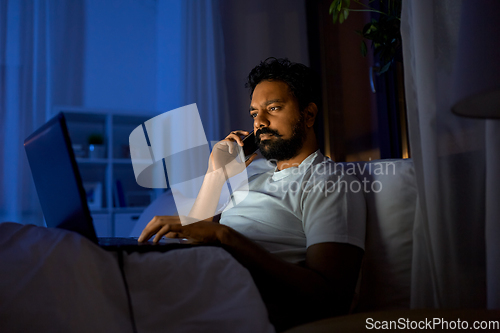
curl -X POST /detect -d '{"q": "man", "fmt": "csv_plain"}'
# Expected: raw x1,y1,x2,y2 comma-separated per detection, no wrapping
139,58,366,331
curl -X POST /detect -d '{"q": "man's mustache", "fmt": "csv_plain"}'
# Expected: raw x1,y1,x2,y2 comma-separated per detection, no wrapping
255,128,281,143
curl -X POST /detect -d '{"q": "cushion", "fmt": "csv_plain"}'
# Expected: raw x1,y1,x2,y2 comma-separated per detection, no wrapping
338,159,417,312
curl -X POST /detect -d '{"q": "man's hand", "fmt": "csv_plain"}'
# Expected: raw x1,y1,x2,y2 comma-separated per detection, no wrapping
208,130,257,177
138,215,227,244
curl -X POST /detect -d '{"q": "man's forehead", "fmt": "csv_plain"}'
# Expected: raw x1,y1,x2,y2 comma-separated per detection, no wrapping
249,98,284,111
250,80,292,108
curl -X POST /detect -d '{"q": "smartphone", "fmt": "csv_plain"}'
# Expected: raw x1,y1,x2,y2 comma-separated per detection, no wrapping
242,131,259,161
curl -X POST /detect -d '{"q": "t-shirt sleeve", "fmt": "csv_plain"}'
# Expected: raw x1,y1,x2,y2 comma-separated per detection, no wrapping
301,173,366,250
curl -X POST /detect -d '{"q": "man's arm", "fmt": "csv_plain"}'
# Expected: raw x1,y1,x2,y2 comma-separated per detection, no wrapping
220,226,363,329
186,131,257,222
185,168,227,222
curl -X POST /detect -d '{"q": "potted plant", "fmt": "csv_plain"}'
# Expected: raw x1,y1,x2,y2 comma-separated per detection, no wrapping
329,0,402,74
88,133,106,159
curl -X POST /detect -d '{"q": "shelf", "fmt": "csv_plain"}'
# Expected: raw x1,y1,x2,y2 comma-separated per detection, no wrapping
76,158,109,164
113,158,133,164
112,207,146,213
90,208,111,214
65,112,107,123
53,106,158,237
76,158,134,165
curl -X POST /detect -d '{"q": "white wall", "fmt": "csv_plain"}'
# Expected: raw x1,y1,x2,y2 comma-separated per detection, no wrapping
220,0,310,132
155,0,183,113
81,0,309,124
84,0,157,113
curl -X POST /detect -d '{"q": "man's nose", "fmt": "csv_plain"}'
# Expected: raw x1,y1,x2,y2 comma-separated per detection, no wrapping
254,112,270,129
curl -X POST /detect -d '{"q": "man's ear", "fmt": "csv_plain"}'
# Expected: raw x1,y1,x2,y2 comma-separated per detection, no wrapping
304,103,318,128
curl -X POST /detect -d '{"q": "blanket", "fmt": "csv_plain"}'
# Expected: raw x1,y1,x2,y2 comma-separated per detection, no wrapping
0,222,274,333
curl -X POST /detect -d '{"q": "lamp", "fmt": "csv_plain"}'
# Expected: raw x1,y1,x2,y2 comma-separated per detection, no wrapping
451,0,500,118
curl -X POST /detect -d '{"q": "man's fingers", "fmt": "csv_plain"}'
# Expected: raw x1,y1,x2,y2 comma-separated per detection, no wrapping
228,130,249,138
225,130,249,147
139,216,163,242
138,219,158,242
224,136,240,152
138,216,182,243
153,224,171,243
153,224,186,243
214,140,233,154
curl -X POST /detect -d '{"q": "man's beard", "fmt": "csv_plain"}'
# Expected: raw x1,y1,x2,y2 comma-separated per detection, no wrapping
255,114,307,162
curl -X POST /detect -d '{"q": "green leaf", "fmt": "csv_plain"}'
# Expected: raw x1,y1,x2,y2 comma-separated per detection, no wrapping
361,41,368,57
339,12,344,23
379,61,392,74
344,8,349,20
329,1,336,15
337,1,342,11
362,22,371,34
332,12,339,23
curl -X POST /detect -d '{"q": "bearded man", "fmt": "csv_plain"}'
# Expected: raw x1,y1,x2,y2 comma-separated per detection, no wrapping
139,58,366,331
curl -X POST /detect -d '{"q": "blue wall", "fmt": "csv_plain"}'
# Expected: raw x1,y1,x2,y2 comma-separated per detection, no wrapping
80,0,309,121
84,0,157,112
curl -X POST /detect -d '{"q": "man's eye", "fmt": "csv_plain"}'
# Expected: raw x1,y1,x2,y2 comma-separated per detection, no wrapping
269,106,279,111
250,113,257,118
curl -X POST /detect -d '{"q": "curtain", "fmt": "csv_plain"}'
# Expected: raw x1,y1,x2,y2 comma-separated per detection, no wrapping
0,0,84,226
156,0,230,143
154,0,231,201
181,0,230,143
401,0,500,309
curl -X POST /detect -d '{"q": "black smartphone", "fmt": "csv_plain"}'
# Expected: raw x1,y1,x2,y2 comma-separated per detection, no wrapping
242,131,259,161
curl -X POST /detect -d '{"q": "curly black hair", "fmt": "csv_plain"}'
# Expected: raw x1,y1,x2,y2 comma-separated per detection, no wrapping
245,57,320,112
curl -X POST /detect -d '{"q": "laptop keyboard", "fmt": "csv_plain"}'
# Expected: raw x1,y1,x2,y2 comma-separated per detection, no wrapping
98,237,141,246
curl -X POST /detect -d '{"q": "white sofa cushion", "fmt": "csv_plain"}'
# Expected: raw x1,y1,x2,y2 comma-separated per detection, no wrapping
340,159,417,312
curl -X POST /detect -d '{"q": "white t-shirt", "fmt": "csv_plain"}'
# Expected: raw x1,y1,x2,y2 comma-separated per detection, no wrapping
220,150,366,264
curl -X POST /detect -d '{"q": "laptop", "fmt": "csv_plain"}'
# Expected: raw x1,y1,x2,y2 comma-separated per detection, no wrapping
24,112,197,253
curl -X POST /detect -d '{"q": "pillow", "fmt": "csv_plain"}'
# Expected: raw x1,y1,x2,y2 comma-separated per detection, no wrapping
338,159,417,312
